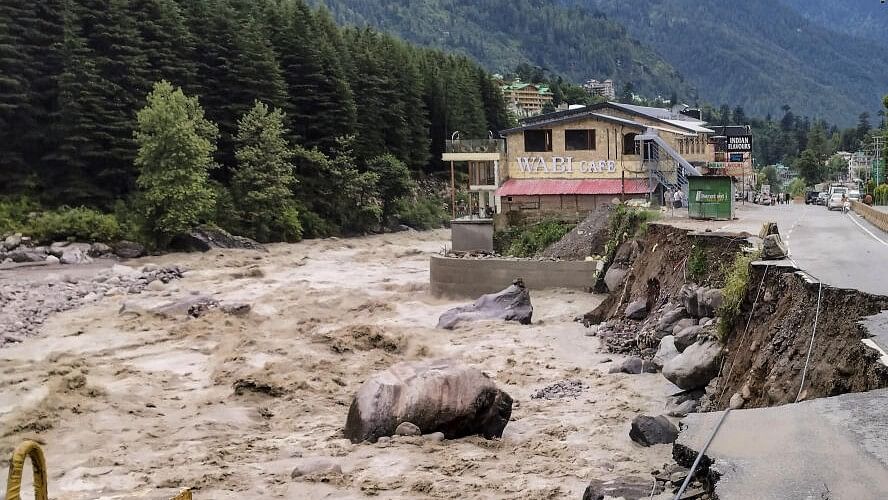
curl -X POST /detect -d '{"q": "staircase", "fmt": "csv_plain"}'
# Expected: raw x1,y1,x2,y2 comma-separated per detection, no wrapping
637,129,701,197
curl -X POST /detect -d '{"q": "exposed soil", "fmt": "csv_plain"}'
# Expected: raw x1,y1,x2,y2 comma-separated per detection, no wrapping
583,223,751,326
0,229,677,499
713,265,888,409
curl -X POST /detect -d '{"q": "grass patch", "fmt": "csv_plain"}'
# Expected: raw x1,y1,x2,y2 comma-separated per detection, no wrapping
717,250,761,341
686,244,708,283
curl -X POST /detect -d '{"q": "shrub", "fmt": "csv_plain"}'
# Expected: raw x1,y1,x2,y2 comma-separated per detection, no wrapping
875,184,888,205
499,219,574,257
27,207,121,243
717,250,761,341
395,196,448,230
0,197,39,235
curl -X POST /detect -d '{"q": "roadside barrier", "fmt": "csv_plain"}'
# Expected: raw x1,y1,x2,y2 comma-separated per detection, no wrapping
4,440,192,500
851,201,888,233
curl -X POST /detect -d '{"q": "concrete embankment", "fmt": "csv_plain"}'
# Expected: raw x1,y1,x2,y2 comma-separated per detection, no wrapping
852,201,888,233
429,254,599,298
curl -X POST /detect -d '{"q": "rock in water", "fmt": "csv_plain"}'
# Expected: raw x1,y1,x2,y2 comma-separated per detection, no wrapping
436,280,532,330
762,234,788,260
624,299,648,320
3,234,22,251
113,240,146,259
344,359,512,443
88,242,112,257
629,415,679,446
169,224,266,252
662,339,723,390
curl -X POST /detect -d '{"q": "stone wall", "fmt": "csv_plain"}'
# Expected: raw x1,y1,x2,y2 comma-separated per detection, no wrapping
430,254,599,298
851,201,888,233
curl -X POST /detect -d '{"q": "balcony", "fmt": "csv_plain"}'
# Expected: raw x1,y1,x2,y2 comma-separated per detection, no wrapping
445,139,504,154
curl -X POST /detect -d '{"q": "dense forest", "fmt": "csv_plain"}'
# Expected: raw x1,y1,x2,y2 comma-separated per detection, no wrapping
0,0,512,244
312,0,692,100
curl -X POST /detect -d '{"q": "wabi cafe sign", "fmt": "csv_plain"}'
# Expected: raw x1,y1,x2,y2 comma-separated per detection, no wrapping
517,156,616,174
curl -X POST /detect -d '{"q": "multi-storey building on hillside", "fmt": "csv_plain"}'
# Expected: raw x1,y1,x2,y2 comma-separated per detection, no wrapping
501,81,553,118
583,79,616,100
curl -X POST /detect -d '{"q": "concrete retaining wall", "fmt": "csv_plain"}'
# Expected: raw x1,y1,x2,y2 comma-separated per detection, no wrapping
451,220,494,252
430,254,599,298
851,201,888,233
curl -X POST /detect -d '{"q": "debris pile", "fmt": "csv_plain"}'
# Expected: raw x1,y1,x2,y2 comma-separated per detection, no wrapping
437,279,533,329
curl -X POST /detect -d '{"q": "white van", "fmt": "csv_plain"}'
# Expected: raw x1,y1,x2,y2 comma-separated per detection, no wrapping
829,185,848,197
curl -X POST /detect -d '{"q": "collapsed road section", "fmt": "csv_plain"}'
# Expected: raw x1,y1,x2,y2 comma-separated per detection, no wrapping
582,220,888,498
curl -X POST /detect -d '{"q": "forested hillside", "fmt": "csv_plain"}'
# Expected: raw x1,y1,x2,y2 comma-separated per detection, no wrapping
314,0,888,125
577,0,888,125
0,0,511,242
778,0,888,46
312,0,691,99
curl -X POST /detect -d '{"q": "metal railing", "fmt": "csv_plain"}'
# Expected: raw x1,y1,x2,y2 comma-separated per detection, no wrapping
445,139,504,154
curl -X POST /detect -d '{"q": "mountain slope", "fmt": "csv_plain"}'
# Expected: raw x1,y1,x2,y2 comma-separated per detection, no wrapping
312,0,691,98
578,0,888,125
778,0,888,46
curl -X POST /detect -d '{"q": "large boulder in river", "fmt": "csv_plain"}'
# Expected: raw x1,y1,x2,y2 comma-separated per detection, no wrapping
437,280,532,329
344,359,513,443
662,339,723,390
170,224,265,252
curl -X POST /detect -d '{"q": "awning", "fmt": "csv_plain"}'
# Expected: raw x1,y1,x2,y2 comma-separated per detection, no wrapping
496,178,650,197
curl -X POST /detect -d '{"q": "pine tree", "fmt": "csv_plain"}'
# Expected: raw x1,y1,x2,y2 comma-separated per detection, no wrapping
69,0,152,202
134,81,218,245
0,0,66,196
129,0,196,90
263,1,355,153
232,100,301,242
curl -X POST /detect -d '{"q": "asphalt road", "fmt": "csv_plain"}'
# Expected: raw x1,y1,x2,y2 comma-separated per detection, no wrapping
769,203,888,297
679,388,888,500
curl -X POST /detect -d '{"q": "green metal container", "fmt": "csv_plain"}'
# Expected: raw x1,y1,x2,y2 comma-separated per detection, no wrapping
688,175,734,220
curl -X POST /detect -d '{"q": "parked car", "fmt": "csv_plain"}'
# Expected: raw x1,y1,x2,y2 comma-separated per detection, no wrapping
827,193,845,211
816,192,829,205
758,194,772,205
805,191,820,204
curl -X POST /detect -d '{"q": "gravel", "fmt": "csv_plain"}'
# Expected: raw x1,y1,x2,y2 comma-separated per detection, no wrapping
530,380,587,400
539,212,611,260
0,264,184,346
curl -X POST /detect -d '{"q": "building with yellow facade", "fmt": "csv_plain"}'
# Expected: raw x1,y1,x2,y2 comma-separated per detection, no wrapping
495,102,714,218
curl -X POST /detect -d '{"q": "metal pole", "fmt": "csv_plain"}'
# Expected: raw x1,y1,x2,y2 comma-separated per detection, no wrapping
450,160,456,220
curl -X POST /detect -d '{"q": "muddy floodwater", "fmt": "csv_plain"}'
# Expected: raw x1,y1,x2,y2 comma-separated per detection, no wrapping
0,229,675,499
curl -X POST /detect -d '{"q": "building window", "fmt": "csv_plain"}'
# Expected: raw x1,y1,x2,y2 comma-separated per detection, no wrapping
524,129,552,152
623,132,639,155
565,129,596,150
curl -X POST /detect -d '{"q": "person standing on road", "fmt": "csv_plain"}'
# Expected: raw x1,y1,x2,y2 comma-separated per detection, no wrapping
673,189,682,209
